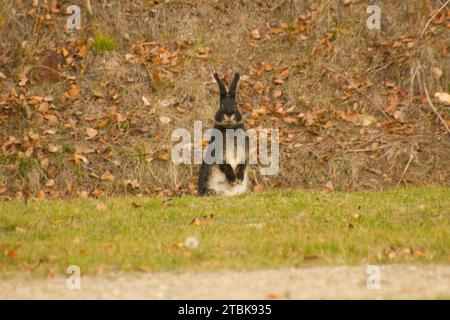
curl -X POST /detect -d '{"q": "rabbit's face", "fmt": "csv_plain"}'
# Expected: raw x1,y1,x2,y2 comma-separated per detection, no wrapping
215,96,242,128
213,72,242,128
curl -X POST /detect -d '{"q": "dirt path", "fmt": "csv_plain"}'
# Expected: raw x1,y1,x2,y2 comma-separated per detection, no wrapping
1,264,449,299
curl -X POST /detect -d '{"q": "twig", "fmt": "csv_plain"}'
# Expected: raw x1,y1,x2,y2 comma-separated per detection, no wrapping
152,0,195,9
85,0,93,16
423,82,450,135
171,162,178,189
263,0,287,11
147,165,164,186
407,64,419,108
397,154,414,186
312,71,327,89
252,168,259,185
29,64,72,79
346,145,390,153
365,53,405,75
370,62,394,76
419,0,449,38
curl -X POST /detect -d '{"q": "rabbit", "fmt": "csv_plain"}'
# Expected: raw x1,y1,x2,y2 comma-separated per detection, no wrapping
197,72,249,196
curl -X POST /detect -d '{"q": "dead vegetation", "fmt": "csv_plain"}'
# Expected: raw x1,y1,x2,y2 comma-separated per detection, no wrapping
0,0,449,200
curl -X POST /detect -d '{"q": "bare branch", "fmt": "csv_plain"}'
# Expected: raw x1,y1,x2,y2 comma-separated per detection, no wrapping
423,83,450,135
419,0,449,38
86,0,93,16
397,154,414,186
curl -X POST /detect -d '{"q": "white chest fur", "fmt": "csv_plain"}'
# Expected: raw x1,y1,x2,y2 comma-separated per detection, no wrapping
207,148,248,196
208,166,249,196
225,146,246,171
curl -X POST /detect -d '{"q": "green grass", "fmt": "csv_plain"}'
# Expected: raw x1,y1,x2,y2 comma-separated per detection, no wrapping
92,32,117,52
0,187,449,276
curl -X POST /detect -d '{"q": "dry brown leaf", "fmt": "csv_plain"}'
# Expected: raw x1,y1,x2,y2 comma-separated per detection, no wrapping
158,152,171,161
44,129,57,135
357,114,377,126
273,78,284,85
91,88,105,98
86,127,98,139
283,117,298,124
45,179,55,187
435,92,450,105
141,95,151,106
72,154,89,164
78,45,89,57
152,71,162,86
65,84,81,100
61,47,69,58
47,143,60,153
91,188,103,198
28,96,43,105
273,89,283,98
387,94,399,114
431,67,443,80
125,53,135,63
250,28,261,39
159,116,171,124
100,170,115,181
270,27,285,34
5,250,17,259
196,47,210,59
18,74,28,87
28,131,40,141
190,217,202,225
253,184,263,192
266,293,281,299
393,110,403,121
44,114,59,124
37,189,45,200
131,202,142,208
324,181,334,192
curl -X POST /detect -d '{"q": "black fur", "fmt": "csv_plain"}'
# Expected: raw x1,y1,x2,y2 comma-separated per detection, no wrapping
197,72,248,196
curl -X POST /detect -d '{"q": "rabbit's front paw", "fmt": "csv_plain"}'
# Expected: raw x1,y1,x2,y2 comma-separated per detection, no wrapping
235,173,244,184
226,172,237,185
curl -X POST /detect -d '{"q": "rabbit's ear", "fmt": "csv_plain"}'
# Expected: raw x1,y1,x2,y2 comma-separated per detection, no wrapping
213,73,227,99
228,73,240,98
